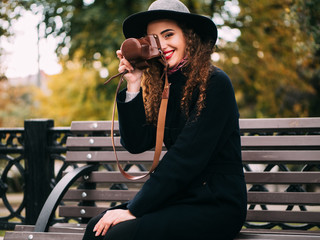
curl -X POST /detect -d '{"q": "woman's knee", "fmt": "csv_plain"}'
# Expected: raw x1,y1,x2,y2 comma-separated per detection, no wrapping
82,214,105,240
104,219,140,240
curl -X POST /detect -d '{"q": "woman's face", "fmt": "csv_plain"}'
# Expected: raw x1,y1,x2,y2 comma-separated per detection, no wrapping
147,19,186,68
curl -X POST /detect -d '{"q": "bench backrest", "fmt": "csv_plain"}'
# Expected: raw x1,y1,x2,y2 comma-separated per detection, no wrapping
60,118,320,230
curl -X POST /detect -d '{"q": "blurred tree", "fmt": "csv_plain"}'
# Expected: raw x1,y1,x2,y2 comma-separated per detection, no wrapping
0,78,35,127
218,0,319,117
34,55,120,126
26,0,154,67
290,0,320,116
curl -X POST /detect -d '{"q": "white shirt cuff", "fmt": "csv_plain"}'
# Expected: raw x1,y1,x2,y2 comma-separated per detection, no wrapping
125,91,139,103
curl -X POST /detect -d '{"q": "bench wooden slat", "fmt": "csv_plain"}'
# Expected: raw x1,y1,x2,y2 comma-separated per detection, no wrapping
247,192,320,205
66,136,121,148
59,206,320,224
78,171,149,183
241,136,320,148
246,210,320,223
241,228,320,236
242,150,320,163
4,231,83,240
14,225,85,233
59,206,106,218
76,171,320,184
239,118,320,132
71,121,117,132
66,151,166,163
63,190,320,206
66,136,320,149
245,172,320,184
235,232,320,240
69,118,320,132
65,150,320,163
63,189,137,201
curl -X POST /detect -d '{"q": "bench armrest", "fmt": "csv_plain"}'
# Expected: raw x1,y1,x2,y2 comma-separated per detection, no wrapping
34,164,97,232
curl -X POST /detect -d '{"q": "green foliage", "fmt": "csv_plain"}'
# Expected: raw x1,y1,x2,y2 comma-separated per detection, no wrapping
289,0,320,116
26,0,153,67
34,59,121,126
1,0,319,125
0,79,35,127
218,0,319,117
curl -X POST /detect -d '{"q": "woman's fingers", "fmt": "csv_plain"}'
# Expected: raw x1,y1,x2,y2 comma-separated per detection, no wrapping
93,218,111,236
93,210,136,236
116,50,123,59
119,58,134,72
117,49,134,73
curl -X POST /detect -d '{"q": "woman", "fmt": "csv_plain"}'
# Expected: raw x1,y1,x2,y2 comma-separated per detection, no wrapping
83,0,247,239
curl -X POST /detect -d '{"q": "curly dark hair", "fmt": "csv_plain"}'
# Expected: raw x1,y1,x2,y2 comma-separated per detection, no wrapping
141,24,216,124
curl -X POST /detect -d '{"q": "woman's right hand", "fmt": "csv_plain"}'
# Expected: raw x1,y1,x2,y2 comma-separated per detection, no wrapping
117,50,143,92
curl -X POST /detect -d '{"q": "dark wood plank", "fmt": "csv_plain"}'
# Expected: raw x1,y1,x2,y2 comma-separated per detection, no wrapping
246,210,320,223
66,136,121,148
66,136,320,149
245,172,320,184
247,192,320,205
59,206,106,218
235,232,320,240
62,190,320,205
71,121,117,132
4,231,83,240
59,206,320,224
241,228,320,236
14,224,85,233
66,151,166,163
75,171,149,183
70,118,320,133
242,150,320,163
239,118,320,132
74,171,320,184
241,136,320,148
63,189,137,201
66,150,320,164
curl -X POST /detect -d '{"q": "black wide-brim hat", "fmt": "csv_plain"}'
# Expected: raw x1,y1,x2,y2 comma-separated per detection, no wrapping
123,0,218,45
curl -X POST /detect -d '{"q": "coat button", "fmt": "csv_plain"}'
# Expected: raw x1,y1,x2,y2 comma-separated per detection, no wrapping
202,181,207,186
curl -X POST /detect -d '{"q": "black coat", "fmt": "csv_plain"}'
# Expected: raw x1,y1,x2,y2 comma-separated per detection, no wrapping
116,68,247,240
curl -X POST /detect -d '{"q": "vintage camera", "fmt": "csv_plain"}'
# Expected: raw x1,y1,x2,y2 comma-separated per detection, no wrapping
103,35,165,85
120,34,163,70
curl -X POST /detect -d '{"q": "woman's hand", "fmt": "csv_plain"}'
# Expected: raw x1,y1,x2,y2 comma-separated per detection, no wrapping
117,50,143,92
93,209,136,236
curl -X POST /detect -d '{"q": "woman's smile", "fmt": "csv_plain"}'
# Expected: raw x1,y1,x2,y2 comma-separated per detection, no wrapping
164,50,174,60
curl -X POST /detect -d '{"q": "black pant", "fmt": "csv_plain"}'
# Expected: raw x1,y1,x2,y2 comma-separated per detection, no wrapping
82,211,140,240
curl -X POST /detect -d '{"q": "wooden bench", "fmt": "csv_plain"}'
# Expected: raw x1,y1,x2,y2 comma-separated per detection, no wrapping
4,118,320,240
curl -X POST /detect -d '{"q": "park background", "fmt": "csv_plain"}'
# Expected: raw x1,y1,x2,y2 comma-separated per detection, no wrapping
0,0,319,238
0,0,319,128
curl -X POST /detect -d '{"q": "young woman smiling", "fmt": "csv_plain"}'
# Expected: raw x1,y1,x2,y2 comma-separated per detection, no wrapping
82,1,247,240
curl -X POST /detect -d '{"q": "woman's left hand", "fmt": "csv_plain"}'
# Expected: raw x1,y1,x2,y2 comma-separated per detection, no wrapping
93,209,136,236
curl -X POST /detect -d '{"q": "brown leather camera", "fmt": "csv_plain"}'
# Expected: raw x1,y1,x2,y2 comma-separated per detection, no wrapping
120,34,163,69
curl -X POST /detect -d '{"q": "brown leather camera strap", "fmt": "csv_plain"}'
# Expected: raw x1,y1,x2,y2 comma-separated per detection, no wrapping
109,64,169,180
